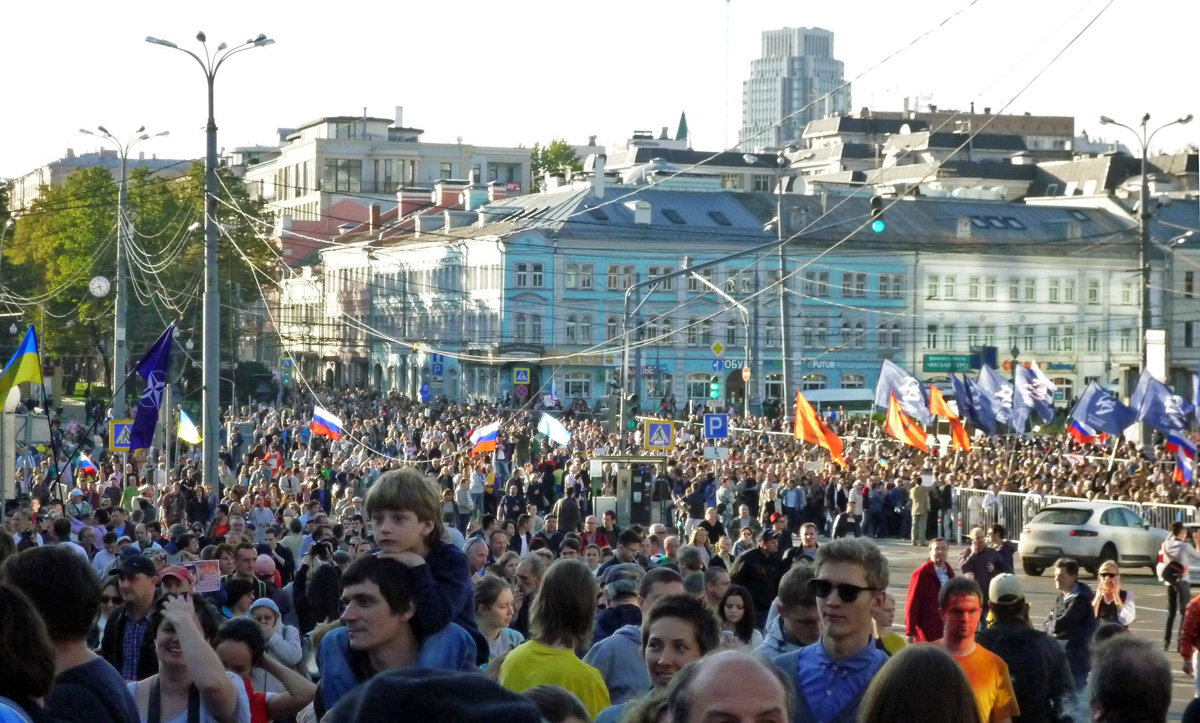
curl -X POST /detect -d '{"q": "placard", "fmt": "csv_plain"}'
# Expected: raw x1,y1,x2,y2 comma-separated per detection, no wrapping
180,560,221,593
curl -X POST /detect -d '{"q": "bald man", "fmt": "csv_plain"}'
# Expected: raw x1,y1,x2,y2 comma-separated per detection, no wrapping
664,651,792,723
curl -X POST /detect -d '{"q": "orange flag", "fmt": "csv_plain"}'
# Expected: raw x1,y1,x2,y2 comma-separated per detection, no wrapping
794,391,846,467
929,386,971,451
886,393,930,453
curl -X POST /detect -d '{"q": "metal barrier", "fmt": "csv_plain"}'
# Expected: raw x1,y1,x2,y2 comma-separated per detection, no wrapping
1140,503,1199,530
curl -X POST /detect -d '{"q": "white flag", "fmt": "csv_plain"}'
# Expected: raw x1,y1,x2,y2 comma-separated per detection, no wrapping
537,413,572,446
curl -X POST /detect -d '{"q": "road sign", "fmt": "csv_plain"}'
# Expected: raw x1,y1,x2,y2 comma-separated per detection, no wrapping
110,419,134,452
644,420,674,450
741,366,751,382
711,359,722,373
711,342,725,356
923,354,973,373
431,363,444,376
704,414,729,439
713,359,745,370
515,384,528,398
513,367,530,384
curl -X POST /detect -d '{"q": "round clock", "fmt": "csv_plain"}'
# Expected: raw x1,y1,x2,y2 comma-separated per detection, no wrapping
88,276,111,298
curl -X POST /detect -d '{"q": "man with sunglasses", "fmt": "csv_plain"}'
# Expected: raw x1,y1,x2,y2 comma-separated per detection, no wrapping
772,537,889,723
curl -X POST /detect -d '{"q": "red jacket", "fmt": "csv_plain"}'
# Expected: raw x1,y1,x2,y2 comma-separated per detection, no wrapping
905,560,954,642
1181,595,1200,660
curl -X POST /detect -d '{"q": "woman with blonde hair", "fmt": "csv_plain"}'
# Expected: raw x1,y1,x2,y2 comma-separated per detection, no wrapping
1093,560,1135,627
859,645,981,723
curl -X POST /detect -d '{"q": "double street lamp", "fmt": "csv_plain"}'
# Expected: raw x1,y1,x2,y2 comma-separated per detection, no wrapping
147,31,273,495
79,126,169,417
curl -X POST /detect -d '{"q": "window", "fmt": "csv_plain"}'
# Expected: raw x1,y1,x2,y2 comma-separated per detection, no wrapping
648,266,674,291
765,320,777,347
1062,326,1075,352
565,263,593,289
333,122,357,140
515,262,543,288
926,324,938,349
854,322,866,348
1087,327,1099,352
1048,325,1059,351
647,372,673,398
660,317,674,342
687,268,714,292
1121,281,1133,305
687,373,713,400
720,175,743,190
1009,325,1020,349
1189,272,1196,299
984,276,996,301
514,313,527,342
889,322,902,349
580,315,592,344
802,374,827,391
687,320,699,346
700,320,714,345
842,273,867,297
943,275,957,300
1023,326,1035,351
1009,277,1020,302
740,272,753,295
816,322,827,347
766,269,781,296
927,275,940,299
323,159,363,193
1064,279,1076,303
1024,278,1036,303
606,316,618,341
1048,278,1060,303
1187,321,1195,348
528,315,542,342
709,211,732,226
564,371,592,399
751,174,772,192
440,162,453,179
879,274,903,298
804,321,815,348
942,324,956,349
968,325,980,348
765,374,783,400
1120,328,1133,353
726,321,738,346
983,325,996,346
841,321,852,345
1088,280,1100,304
662,209,687,225
608,264,634,290
841,374,865,390
968,276,980,300
803,271,830,297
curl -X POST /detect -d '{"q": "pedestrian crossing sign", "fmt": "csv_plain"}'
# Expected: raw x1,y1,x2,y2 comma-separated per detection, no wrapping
644,420,674,450
110,419,134,453
513,368,530,385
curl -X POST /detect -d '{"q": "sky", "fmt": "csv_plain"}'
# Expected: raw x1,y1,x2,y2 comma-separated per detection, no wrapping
3,0,1198,189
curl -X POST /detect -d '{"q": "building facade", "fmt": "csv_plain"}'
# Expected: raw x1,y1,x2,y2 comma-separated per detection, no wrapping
6,147,191,214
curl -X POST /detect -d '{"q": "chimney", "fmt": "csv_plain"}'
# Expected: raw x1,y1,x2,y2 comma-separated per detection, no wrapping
432,179,469,210
660,126,669,140
367,204,380,232
957,217,971,239
65,148,75,159
139,151,145,160
461,182,488,211
397,186,431,216
626,200,651,225
984,107,991,115
592,154,607,198
395,105,404,127
588,135,597,147
487,181,509,203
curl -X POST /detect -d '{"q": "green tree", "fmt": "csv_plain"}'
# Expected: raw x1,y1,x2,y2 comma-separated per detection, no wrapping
530,139,582,189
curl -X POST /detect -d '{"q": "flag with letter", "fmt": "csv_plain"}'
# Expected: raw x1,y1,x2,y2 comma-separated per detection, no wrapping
1012,363,1056,431
874,360,932,425
794,391,846,466
0,326,44,406
130,326,175,451
977,365,1015,429
929,385,971,451
1070,381,1136,437
178,409,202,445
1136,376,1194,435
957,374,998,436
885,393,929,453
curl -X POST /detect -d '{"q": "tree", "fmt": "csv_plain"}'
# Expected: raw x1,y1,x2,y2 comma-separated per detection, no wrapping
530,139,582,189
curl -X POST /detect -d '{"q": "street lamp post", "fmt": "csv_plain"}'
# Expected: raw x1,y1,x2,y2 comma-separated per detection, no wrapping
79,127,168,418
147,31,274,495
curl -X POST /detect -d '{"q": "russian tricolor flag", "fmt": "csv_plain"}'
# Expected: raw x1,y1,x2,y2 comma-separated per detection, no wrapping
1172,434,1196,484
470,421,500,455
78,453,97,476
1068,420,1096,444
311,406,343,441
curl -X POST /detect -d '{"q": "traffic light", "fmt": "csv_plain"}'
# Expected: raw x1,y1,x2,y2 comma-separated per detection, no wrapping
709,376,720,399
869,196,885,233
280,357,294,386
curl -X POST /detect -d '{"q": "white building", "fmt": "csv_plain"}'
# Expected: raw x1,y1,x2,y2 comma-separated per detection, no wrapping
6,148,191,215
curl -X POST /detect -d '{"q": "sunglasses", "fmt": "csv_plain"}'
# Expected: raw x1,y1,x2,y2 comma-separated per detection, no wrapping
808,578,880,602
101,595,123,604
1099,572,1118,578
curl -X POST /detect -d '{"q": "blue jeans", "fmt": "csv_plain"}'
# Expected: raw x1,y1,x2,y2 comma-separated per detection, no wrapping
471,493,484,518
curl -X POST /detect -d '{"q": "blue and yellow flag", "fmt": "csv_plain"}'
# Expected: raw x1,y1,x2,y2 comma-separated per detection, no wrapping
0,327,43,404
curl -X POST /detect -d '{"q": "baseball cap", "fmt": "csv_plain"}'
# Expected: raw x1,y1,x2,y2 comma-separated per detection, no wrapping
70,489,83,497
602,562,646,587
989,573,1024,604
324,668,541,723
117,555,158,578
160,566,194,585
760,529,779,542
769,513,784,524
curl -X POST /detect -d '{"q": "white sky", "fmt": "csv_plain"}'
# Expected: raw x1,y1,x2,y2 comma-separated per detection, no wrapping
3,0,1197,186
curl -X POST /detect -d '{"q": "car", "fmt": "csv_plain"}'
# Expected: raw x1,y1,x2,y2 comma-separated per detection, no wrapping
1018,502,1167,577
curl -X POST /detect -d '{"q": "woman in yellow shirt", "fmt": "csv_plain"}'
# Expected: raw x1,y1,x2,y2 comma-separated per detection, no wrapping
498,559,611,718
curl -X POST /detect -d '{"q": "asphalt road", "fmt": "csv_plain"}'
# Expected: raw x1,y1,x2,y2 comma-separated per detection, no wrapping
871,537,1193,721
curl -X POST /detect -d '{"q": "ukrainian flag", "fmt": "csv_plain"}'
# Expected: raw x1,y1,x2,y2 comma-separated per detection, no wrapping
0,327,43,404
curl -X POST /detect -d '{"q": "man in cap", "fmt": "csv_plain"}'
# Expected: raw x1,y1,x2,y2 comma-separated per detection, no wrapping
592,564,646,645
160,565,195,595
977,573,1075,723
730,528,785,629
99,553,160,681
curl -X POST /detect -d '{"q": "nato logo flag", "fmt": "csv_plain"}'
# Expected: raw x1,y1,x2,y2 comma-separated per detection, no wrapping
130,326,176,451
963,375,998,436
1071,380,1136,437
1137,376,1194,435
1012,364,1056,431
977,365,1014,429
874,359,931,425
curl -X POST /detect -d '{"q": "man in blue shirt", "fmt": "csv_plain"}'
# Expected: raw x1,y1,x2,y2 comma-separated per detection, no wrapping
773,537,890,723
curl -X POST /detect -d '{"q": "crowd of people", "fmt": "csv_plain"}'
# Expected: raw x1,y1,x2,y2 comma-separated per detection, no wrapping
0,386,1194,723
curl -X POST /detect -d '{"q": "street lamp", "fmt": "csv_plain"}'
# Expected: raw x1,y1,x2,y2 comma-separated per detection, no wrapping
147,30,274,497
78,126,169,418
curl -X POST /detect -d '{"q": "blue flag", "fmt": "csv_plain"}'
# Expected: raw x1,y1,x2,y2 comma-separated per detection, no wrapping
874,359,931,425
1129,369,1153,416
977,365,1015,430
1137,377,1194,435
1013,364,1056,431
419,382,430,403
1071,381,1136,437
963,375,998,436
129,326,175,451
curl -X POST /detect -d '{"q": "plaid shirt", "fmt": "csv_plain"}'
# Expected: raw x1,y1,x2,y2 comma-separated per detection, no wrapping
120,608,151,681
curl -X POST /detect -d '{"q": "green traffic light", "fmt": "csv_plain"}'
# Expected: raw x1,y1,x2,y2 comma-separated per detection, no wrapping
871,219,885,233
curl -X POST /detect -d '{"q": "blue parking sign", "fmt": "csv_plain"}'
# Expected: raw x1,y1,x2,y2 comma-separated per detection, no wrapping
703,414,728,439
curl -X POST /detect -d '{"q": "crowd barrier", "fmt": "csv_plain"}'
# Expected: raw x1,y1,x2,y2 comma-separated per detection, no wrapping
953,488,1198,542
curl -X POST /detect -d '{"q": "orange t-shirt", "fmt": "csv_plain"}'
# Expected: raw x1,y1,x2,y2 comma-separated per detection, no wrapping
954,644,1020,723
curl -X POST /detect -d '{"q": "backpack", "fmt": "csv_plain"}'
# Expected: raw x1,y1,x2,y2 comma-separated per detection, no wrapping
1159,541,1186,584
